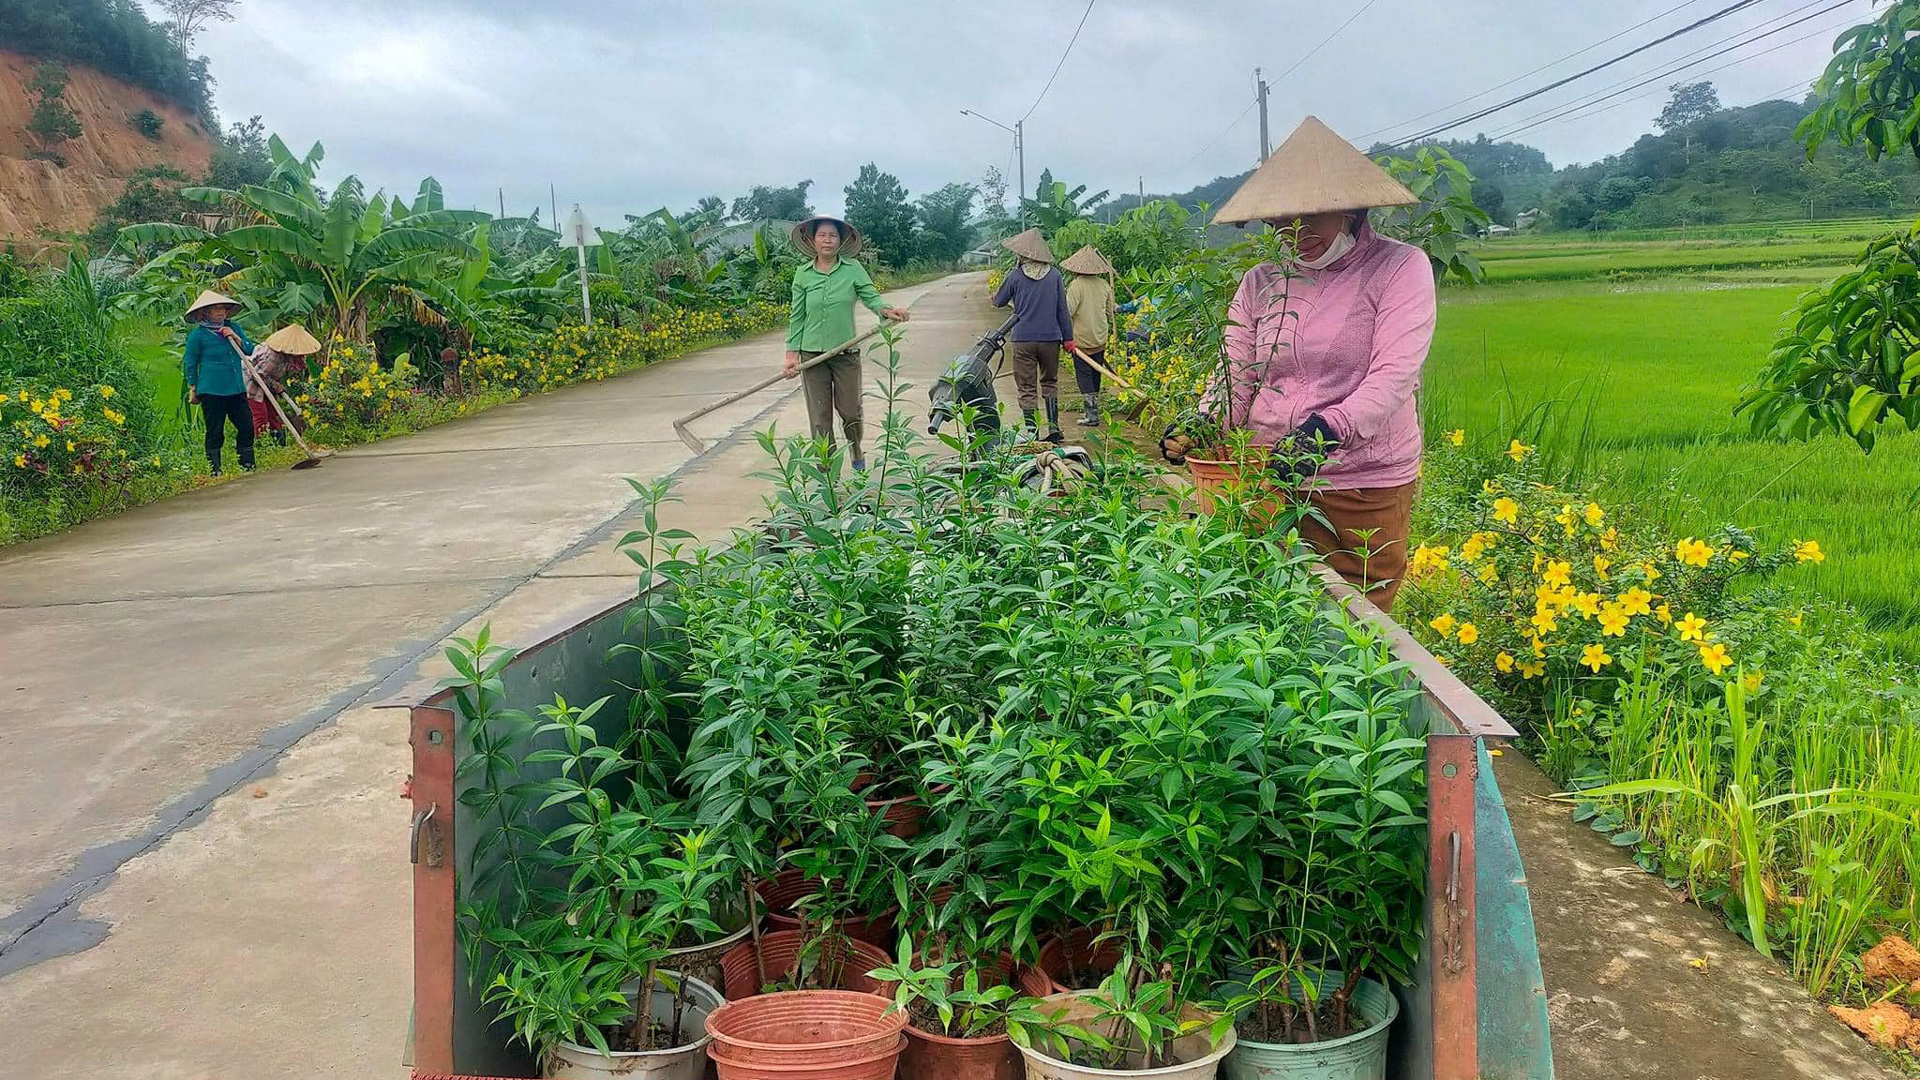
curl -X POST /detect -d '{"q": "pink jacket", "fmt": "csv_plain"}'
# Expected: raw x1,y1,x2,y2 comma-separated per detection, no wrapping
1214,223,1436,490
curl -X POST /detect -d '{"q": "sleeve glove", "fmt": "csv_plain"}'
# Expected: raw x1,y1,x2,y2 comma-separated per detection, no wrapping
1160,423,1193,465
1269,413,1340,484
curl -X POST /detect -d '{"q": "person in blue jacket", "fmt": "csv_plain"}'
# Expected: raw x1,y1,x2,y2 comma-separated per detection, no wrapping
182,290,257,474
991,228,1074,443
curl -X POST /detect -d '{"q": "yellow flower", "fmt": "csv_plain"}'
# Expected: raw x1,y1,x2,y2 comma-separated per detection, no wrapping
1476,562,1499,585
1445,428,1465,447
1640,561,1661,582
1429,613,1458,638
1581,643,1613,672
1675,538,1712,567
1598,604,1629,637
1584,502,1604,527
1593,555,1612,581
99,385,115,398
1530,608,1559,634
1542,560,1572,588
1676,612,1708,642
1409,544,1450,577
1787,611,1803,628
1600,527,1620,552
1457,622,1480,645
1460,534,1488,563
1726,549,1749,562
1555,503,1577,535
1741,669,1765,694
1571,592,1601,618
1495,652,1515,673
1518,659,1546,680
1699,642,1732,676
1792,539,1826,564
1493,497,1519,524
1506,439,1533,463
34,434,49,448
1618,587,1653,617
1530,635,1548,658
12,454,24,467
1656,602,1673,625
66,440,75,452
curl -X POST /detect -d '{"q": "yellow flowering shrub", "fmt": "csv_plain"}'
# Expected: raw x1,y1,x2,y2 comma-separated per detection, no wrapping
467,302,785,394
1401,435,1818,717
297,339,413,431
1,382,152,493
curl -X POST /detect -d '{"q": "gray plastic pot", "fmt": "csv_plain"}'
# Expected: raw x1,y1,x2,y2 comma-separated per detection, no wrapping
1217,972,1397,1080
546,973,724,1080
1011,991,1236,1080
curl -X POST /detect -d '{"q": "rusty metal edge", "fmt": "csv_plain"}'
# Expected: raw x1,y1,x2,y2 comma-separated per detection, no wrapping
1312,563,1519,740
1427,732,1480,1080
410,704,458,1076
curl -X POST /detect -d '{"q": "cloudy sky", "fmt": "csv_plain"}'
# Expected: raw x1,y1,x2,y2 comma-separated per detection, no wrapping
180,0,1864,223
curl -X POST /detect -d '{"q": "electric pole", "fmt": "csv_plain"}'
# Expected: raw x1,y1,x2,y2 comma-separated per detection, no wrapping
1256,67,1272,164
1015,120,1026,222
498,188,506,220
1139,176,1145,203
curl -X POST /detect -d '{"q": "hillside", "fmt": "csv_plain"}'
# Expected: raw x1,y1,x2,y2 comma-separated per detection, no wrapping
0,49,214,241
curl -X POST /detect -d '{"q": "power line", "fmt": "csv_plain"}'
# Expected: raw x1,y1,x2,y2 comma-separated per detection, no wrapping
1486,0,1858,142
1270,0,1386,86
1358,0,1711,144
1382,0,1771,148
1021,0,1098,123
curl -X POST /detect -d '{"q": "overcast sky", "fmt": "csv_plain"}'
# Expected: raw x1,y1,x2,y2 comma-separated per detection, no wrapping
179,0,1864,223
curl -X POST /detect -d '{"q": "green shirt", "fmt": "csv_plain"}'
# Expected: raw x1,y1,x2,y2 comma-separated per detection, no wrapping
183,323,254,397
786,258,888,351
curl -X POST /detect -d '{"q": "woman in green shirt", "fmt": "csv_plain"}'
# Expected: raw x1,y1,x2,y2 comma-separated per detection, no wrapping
783,216,909,470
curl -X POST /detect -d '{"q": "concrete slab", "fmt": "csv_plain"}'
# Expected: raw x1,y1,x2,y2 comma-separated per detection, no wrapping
0,272,997,1076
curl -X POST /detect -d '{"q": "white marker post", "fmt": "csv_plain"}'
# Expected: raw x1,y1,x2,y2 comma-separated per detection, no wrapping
560,203,602,336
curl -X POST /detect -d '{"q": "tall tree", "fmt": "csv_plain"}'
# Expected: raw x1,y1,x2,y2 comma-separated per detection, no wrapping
1656,81,1721,133
157,0,241,49
842,163,917,266
730,181,814,222
914,182,978,262
979,165,1013,238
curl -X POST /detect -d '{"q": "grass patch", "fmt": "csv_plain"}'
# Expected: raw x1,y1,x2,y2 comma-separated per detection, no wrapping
1471,237,1864,283
1422,279,1920,659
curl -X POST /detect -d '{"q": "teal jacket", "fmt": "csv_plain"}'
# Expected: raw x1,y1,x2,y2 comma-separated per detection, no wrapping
183,323,253,397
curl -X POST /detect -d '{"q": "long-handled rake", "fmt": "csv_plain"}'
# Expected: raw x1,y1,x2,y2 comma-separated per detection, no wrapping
226,335,334,469
670,323,889,455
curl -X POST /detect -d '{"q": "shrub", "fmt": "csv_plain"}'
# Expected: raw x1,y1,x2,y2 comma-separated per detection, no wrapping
133,109,165,140
296,340,414,430
1,383,156,494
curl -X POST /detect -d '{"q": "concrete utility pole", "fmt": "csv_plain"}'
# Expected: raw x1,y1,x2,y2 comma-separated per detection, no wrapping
1139,176,1145,202
1256,67,1272,163
962,109,1026,224
498,188,506,220
561,204,601,335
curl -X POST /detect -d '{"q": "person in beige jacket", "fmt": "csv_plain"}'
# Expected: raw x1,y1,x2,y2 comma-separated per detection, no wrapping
1062,245,1116,427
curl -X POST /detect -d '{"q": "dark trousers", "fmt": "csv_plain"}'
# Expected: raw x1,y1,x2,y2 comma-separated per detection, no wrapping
1071,346,1104,396
199,392,255,472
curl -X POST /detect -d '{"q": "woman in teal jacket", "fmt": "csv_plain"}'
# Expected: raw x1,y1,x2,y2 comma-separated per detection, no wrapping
182,290,256,474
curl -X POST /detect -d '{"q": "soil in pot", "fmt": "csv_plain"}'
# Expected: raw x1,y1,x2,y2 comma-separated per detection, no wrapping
900,954,1023,1080
1018,926,1125,997
852,771,928,838
1012,991,1235,1080
1218,971,1397,1080
547,972,722,1080
719,929,893,1000
756,868,895,946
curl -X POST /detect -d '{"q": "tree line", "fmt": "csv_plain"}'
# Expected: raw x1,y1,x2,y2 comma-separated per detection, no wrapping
0,0,216,116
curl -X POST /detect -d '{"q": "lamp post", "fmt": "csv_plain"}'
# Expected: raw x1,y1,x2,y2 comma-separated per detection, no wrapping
961,109,1024,224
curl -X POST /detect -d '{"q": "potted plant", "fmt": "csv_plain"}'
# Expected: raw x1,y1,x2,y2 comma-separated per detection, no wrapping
1011,958,1237,1080
1210,960,1399,1080
869,943,1036,1080
704,987,909,1080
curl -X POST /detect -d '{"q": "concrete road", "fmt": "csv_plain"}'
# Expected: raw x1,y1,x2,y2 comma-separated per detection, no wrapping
0,272,999,1077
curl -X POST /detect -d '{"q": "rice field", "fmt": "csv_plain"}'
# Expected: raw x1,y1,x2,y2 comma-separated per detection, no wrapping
1474,236,1866,283
1422,263,1920,661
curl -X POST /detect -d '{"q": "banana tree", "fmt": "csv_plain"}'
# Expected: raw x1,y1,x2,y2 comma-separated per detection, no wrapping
120,142,487,343
1020,176,1111,236
393,222,570,349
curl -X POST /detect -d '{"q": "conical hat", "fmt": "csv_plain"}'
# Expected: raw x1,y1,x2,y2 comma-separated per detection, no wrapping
1061,245,1113,275
789,216,865,258
1000,227,1054,263
1212,116,1417,225
263,324,323,355
184,289,242,318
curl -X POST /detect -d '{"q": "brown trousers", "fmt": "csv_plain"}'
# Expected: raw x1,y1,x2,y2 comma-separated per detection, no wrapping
1009,340,1061,411
1296,482,1418,612
800,349,863,460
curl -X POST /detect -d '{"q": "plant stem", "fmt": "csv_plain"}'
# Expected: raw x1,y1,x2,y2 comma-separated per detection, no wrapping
630,959,657,1050
744,874,767,991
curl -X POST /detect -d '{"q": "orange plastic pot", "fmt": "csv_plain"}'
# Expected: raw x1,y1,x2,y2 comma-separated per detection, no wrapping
1016,927,1124,997
901,953,1022,1080
756,869,895,946
718,930,893,1001
851,773,944,839
1185,445,1275,518
705,989,907,1080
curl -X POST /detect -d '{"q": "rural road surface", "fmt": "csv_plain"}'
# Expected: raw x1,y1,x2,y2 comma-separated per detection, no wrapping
0,271,999,1078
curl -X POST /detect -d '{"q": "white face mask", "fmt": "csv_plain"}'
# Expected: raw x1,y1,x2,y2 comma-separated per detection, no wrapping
1297,228,1355,270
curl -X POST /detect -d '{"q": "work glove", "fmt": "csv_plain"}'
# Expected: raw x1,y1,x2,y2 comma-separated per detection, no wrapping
1269,413,1340,485
1064,339,1077,355
1161,423,1195,465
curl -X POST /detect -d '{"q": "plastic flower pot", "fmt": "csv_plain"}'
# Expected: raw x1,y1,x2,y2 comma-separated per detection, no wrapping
719,929,893,1000
704,989,908,1080
1016,927,1124,997
851,772,941,839
1185,445,1275,518
900,952,1022,1080
1216,972,1398,1080
1011,991,1236,1080
546,972,723,1080
661,892,759,993
756,868,896,945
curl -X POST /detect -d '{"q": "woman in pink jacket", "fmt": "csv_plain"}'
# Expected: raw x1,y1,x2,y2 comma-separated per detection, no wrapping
1165,116,1436,611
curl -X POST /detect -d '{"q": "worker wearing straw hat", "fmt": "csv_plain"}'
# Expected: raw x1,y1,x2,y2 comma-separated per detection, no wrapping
246,325,322,445
990,227,1074,442
182,289,257,474
783,215,910,471
1165,116,1436,611
1062,245,1116,427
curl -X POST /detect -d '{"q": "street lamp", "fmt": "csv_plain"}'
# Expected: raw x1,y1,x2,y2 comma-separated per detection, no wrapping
962,109,1024,224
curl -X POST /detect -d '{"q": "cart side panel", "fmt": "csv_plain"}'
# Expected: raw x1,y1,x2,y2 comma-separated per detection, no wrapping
1473,738,1554,1080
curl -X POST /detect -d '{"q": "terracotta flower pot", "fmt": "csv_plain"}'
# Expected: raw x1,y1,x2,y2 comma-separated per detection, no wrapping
901,953,1022,1080
1017,927,1125,997
718,930,893,1001
705,989,908,1080
1011,991,1235,1080
852,772,930,838
1185,445,1275,518
756,868,895,946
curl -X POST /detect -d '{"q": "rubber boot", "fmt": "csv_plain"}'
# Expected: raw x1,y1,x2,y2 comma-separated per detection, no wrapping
1044,397,1064,444
1021,409,1039,442
1080,393,1100,427
272,429,288,447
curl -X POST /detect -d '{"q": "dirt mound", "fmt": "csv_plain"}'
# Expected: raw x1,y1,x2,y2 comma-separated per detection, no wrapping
1861,935,1920,985
0,49,214,241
